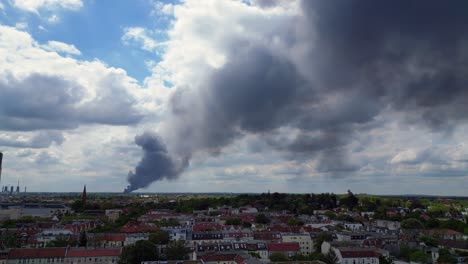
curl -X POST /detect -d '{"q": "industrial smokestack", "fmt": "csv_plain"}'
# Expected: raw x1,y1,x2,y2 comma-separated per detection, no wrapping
0,152,3,186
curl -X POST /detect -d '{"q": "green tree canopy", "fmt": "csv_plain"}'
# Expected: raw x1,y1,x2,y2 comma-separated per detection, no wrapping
269,252,288,262
149,230,170,245
324,250,339,264
119,240,158,264
79,231,87,247
225,218,242,226
401,218,424,229
166,241,189,260
45,237,70,247
438,248,457,264
255,213,270,224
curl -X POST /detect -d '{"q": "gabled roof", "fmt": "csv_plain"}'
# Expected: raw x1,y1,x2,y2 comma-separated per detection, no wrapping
267,242,300,252
100,233,125,242
9,248,67,259
67,248,121,257
339,250,380,258
199,253,237,262
424,229,462,236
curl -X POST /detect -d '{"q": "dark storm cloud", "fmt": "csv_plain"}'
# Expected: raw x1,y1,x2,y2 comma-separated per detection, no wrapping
127,0,468,191
0,131,64,148
0,73,143,132
302,0,468,127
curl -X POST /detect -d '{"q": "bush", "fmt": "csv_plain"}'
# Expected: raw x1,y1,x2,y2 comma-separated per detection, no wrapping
269,252,288,262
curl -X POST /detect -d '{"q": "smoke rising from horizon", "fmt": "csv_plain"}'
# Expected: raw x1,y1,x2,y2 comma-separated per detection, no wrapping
124,132,189,193
125,0,468,192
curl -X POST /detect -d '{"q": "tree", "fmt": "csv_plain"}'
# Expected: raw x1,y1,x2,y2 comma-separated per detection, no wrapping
71,200,85,212
166,241,189,260
225,218,242,226
324,250,339,264
46,237,70,247
340,190,359,210
379,256,394,264
79,231,87,247
149,230,170,245
154,218,180,227
255,213,270,224
438,248,457,264
3,233,21,248
119,240,158,264
269,252,288,262
401,218,424,229
424,219,440,229
288,218,304,226
409,251,429,263
315,232,333,252
1,220,17,228
419,236,438,247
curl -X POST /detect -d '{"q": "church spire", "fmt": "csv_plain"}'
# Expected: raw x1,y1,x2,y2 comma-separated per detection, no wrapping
82,185,87,204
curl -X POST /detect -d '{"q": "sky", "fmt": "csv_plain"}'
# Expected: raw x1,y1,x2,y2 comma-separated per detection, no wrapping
0,0,467,195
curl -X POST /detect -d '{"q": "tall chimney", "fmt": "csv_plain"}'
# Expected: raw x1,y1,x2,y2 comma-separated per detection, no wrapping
0,152,3,187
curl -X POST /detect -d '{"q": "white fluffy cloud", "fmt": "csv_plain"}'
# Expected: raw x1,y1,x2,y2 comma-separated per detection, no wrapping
122,27,160,52
42,40,81,55
0,25,153,190
0,25,148,135
11,0,82,13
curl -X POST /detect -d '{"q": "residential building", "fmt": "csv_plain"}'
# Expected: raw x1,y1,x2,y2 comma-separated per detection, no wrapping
161,226,190,241
267,242,300,258
65,248,121,264
343,223,363,232
281,233,314,255
105,210,122,222
124,233,149,246
7,248,67,264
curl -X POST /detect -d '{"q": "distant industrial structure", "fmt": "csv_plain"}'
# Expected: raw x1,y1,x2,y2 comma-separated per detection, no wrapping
0,203,72,220
0,152,26,195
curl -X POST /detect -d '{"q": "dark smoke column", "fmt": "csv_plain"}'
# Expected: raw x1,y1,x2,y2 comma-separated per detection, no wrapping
124,132,189,193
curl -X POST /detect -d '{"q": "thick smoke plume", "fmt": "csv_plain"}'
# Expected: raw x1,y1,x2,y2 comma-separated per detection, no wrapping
126,0,468,192
124,132,189,193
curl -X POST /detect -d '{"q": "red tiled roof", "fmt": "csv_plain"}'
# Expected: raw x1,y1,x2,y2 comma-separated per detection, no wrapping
439,239,468,250
420,214,431,221
120,223,158,233
239,215,256,223
67,249,121,257
101,234,125,241
425,229,462,236
192,223,224,232
267,243,300,252
9,248,67,259
199,254,237,262
340,250,380,258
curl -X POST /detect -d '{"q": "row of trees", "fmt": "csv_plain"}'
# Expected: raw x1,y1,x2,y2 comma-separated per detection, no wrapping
119,240,189,264
401,217,468,234
269,251,339,264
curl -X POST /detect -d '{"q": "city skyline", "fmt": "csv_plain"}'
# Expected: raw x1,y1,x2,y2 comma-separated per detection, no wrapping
0,0,467,195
